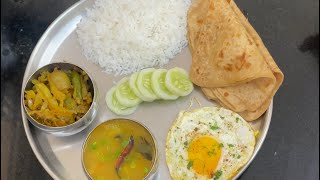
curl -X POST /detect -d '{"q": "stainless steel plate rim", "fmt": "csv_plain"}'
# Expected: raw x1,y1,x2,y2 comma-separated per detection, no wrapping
21,1,86,179
21,0,273,179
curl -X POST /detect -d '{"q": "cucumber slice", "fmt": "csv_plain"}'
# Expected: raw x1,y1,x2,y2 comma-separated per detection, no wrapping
165,67,194,96
106,86,137,116
115,77,142,107
151,69,178,100
136,68,159,102
129,72,151,102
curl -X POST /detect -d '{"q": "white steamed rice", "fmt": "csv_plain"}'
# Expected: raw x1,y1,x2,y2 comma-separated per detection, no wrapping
76,0,191,75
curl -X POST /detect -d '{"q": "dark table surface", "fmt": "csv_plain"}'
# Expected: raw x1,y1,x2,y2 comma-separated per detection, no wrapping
1,0,319,179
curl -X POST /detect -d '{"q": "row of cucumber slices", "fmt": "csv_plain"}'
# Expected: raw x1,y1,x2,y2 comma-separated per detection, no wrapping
106,67,194,115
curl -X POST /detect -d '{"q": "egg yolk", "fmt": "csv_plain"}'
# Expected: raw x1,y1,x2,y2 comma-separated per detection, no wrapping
187,137,222,178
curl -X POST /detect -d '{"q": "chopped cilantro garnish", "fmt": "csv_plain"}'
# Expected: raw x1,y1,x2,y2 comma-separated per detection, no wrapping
211,121,220,131
236,117,240,123
210,125,220,131
214,170,222,180
219,143,224,148
237,155,241,159
219,115,225,119
187,161,193,170
184,141,188,147
227,144,234,148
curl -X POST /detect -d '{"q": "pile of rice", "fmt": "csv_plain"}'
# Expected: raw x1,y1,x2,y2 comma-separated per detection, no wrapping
76,0,191,75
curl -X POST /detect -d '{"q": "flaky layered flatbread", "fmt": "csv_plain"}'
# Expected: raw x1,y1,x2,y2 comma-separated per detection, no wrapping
187,0,284,121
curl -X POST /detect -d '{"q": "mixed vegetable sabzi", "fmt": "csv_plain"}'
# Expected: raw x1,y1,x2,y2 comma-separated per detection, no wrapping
24,68,93,127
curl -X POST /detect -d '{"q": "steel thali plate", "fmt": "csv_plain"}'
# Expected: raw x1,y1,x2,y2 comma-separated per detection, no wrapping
21,0,273,179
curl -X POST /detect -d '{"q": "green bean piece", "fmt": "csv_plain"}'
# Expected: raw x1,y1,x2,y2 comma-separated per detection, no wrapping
71,71,82,102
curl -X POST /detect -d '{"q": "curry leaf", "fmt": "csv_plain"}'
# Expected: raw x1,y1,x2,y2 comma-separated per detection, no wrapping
187,161,193,170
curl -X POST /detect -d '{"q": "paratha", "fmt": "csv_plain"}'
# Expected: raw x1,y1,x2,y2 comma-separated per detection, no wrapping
187,0,284,121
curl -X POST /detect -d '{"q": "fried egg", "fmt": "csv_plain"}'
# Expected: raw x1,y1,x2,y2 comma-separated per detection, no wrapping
166,107,255,180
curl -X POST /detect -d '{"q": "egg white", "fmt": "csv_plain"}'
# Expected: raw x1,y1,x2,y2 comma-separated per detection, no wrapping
166,106,255,180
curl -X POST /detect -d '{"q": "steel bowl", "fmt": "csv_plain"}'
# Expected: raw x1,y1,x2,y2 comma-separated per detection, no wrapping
81,118,159,180
21,62,98,136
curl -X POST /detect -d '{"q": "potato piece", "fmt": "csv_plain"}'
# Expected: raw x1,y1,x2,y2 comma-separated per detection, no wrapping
48,79,66,107
48,69,71,91
35,83,59,109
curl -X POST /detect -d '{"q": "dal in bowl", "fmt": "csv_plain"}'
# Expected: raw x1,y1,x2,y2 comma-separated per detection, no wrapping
82,119,158,180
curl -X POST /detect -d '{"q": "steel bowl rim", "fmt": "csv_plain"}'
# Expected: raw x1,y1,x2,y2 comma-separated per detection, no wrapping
81,118,159,180
21,62,98,131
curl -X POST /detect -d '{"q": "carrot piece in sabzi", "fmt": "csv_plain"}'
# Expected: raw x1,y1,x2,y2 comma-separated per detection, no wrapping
115,136,134,178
